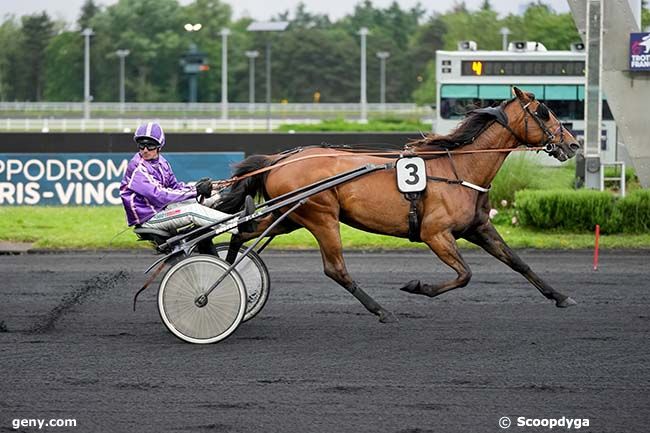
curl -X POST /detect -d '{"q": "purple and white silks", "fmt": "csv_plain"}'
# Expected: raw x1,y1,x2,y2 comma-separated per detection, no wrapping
119,153,196,226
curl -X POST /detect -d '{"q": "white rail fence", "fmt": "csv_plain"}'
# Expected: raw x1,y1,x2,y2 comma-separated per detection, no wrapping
0,102,431,115
0,117,327,133
0,102,434,132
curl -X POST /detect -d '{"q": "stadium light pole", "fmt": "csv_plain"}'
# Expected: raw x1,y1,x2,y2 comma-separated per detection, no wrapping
245,50,259,113
115,49,130,114
376,51,390,111
81,28,94,119
183,23,202,103
358,27,369,123
247,21,289,131
500,27,511,51
220,28,231,120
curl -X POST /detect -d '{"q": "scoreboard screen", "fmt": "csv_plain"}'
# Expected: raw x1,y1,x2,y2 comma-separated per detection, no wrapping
461,60,585,76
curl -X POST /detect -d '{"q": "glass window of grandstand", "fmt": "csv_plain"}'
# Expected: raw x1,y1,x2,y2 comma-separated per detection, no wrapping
440,84,614,120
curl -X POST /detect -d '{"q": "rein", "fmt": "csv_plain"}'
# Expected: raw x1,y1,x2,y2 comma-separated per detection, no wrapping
213,97,563,191
215,145,545,189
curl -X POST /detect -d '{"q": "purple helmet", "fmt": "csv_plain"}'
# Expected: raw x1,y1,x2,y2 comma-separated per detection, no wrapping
134,122,166,147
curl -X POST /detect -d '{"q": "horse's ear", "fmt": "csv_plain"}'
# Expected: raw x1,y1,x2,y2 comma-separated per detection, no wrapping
512,86,535,102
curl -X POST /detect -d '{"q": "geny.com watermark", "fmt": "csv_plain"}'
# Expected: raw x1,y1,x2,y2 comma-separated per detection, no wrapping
499,416,590,429
11,418,77,430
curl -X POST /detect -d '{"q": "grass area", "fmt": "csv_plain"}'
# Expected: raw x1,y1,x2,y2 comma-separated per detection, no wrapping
1,206,648,250
490,155,576,206
277,118,432,132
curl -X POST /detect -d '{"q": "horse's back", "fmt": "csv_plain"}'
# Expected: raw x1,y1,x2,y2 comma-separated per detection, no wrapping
264,148,414,236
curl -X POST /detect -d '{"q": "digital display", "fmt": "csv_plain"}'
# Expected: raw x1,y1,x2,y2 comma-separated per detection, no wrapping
461,60,585,76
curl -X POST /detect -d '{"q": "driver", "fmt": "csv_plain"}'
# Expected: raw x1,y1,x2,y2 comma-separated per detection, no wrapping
119,121,254,234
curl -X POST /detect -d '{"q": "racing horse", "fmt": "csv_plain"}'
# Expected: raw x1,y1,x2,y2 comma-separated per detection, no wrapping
219,87,581,322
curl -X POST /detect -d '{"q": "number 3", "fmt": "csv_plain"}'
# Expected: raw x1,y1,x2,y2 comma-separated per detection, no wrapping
405,163,419,185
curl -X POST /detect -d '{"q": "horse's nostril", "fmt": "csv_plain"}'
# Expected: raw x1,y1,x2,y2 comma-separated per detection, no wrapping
569,142,580,151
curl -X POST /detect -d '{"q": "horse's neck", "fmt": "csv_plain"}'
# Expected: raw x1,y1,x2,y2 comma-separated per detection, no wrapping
448,123,518,188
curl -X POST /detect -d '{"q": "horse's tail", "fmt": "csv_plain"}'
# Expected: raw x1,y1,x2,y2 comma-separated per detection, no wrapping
218,154,276,213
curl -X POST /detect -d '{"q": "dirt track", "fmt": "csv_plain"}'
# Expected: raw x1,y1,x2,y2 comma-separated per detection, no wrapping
1,249,648,432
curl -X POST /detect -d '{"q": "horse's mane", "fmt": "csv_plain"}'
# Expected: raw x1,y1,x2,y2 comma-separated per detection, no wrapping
408,99,510,150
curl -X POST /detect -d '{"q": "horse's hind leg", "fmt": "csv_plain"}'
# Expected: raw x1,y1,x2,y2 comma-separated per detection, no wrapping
308,220,397,323
401,231,473,298
464,221,576,307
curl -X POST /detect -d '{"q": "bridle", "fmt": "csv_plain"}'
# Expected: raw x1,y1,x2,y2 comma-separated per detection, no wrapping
498,97,565,156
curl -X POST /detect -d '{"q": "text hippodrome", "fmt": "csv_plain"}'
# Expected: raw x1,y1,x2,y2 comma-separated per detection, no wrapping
0,157,128,205
0,158,127,182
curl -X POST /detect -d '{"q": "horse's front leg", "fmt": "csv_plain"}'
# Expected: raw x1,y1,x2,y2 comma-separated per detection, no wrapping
463,221,577,307
401,231,473,297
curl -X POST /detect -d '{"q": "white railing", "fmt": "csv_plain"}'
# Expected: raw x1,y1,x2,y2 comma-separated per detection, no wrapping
0,117,328,133
0,101,432,115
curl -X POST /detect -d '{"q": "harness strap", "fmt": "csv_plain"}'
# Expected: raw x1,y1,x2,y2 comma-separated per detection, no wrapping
426,176,490,192
404,192,422,242
426,175,463,185
460,180,491,193
424,148,491,193
214,147,545,188
446,149,461,180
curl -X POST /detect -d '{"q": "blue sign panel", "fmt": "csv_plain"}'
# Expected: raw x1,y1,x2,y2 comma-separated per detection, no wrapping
630,32,650,71
0,152,243,205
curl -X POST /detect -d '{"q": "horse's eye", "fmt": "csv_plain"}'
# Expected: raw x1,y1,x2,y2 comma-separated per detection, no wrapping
536,104,550,121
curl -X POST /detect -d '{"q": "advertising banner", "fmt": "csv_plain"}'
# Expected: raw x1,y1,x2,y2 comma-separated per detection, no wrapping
629,32,650,71
0,152,243,205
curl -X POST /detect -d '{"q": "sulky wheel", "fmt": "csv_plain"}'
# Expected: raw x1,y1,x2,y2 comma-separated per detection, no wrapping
214,243,271,322
158,255,246,344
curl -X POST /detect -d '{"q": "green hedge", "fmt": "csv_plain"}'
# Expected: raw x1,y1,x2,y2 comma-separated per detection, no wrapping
515,189,650,233
489,155,575,207
612,189,650,233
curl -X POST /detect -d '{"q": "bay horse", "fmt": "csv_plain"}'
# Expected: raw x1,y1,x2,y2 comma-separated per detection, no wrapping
219,87,581,322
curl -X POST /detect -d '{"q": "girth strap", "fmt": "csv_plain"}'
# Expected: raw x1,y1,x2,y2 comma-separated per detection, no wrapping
404,192,422,242
425,149,491,193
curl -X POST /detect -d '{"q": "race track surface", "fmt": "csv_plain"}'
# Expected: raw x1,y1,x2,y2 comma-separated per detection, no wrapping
1,249,648,433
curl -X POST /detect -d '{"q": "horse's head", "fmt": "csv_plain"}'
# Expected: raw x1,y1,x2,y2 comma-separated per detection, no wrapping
510,86,580,162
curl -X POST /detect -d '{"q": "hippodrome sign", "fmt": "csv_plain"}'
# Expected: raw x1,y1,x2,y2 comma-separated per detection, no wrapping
0,152,243,206
629,32,650,71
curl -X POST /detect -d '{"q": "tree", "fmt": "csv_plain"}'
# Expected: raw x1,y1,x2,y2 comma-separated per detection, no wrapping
441,5,501,50
247,27,358,103
408,14,446,105
412,60,436,106
0,18,21,101
17,12,56,101
519,3,580,50
78,0,100,30
44,32,84,101
89,0,187,102
1,0,595,103
279,2,331,29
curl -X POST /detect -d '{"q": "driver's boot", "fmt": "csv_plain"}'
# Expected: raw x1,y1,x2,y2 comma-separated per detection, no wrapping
237,195,258,233
197,238,218,256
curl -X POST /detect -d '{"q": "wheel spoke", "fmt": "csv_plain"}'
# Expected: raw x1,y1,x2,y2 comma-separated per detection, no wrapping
214,244,270,322
159,256,246,343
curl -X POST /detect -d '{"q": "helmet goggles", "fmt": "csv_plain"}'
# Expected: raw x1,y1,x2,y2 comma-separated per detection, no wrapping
136,137,161,151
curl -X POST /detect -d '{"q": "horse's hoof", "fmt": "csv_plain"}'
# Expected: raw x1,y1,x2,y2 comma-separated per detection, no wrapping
556,296,577,308
400,280,421,294
379,310,399,324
